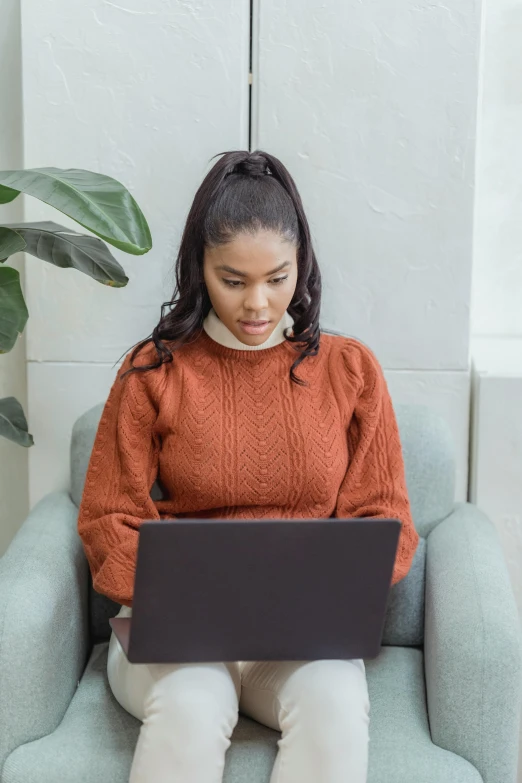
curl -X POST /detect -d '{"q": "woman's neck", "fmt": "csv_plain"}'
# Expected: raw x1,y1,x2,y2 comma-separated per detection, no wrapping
202,308,295,351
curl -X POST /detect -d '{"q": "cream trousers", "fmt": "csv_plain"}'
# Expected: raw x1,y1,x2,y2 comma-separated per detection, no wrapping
107,606,371,783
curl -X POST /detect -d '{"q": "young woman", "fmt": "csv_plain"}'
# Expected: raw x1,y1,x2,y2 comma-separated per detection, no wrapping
77,149,419,783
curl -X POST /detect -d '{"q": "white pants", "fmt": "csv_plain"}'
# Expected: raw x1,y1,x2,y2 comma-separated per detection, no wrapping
107,605,370,783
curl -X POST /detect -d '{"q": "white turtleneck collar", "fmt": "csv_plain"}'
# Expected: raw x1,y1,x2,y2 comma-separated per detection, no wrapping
202,307,295,351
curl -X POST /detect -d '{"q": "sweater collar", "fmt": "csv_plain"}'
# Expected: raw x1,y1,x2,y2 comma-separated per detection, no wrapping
202,307,295,351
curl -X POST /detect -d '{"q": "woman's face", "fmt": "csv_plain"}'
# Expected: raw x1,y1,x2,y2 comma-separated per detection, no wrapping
203,229,298,345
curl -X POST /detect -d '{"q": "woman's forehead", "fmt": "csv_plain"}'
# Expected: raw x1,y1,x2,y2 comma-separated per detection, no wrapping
205,230,296,270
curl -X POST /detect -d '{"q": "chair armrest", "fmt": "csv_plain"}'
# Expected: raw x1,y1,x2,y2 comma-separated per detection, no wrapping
0,491,90,772
425,502,522,783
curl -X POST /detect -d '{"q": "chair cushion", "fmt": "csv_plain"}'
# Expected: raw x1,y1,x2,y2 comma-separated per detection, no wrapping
382,536,426,646
3,644,481,783
88,578,121,645
394,404,455,537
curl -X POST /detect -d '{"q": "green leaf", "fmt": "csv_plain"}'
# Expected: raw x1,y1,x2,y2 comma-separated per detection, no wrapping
0,396,34,447
0,184,20,205
0,265,29,353
0,226,26,262
0,168,152,255
3,221,129,286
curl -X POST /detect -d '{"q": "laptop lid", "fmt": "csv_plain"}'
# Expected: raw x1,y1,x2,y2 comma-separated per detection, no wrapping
113,517,400,664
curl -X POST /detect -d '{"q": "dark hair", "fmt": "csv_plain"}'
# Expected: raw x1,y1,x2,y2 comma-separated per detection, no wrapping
120,149,322,387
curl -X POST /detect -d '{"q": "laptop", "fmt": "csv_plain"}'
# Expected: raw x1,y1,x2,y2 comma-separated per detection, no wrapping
109,517,401,664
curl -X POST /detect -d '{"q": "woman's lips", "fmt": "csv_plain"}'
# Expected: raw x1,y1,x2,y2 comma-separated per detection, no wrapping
239,321,270,335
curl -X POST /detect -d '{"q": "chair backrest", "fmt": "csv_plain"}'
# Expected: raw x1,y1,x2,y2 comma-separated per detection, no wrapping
70,401,456,646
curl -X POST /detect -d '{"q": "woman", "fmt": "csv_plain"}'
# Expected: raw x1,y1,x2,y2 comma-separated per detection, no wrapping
77,149,419,783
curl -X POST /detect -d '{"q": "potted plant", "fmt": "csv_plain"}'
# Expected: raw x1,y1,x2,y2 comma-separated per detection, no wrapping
0,167,152,447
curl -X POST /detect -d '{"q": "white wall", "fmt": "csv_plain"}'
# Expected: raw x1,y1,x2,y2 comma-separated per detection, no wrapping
21,0,250,507
470,1,522,774
472,0,522,338
471,0,522,638
20,0,480,508
0,0,28,554
253,0,481,498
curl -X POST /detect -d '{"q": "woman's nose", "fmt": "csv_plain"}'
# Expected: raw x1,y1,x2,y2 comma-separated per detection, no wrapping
244,289,269,311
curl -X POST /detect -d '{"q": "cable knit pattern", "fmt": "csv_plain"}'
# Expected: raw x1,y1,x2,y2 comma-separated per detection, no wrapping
77,323,419,607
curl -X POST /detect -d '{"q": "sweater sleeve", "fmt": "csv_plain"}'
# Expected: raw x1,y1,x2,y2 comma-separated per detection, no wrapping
333,340,420,586
77,349,166,607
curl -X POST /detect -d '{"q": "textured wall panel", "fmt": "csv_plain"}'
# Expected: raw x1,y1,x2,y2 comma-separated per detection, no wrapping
253,0,480,371
472,0,522,337
21,0,250,363
27,362,122,508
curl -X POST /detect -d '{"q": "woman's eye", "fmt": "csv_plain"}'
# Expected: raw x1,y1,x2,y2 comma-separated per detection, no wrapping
223,276,288,288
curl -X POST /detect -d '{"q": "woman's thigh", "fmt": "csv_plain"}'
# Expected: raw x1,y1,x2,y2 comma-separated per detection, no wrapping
238,658,368,731
107,607,241,721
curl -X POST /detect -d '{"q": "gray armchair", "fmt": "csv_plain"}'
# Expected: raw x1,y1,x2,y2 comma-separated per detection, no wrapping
0,403,520,783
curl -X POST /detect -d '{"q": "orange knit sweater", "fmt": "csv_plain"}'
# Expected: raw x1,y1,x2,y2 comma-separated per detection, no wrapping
77,329,419,607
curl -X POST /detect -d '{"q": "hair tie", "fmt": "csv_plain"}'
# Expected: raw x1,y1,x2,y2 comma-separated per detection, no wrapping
234,156,271,177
